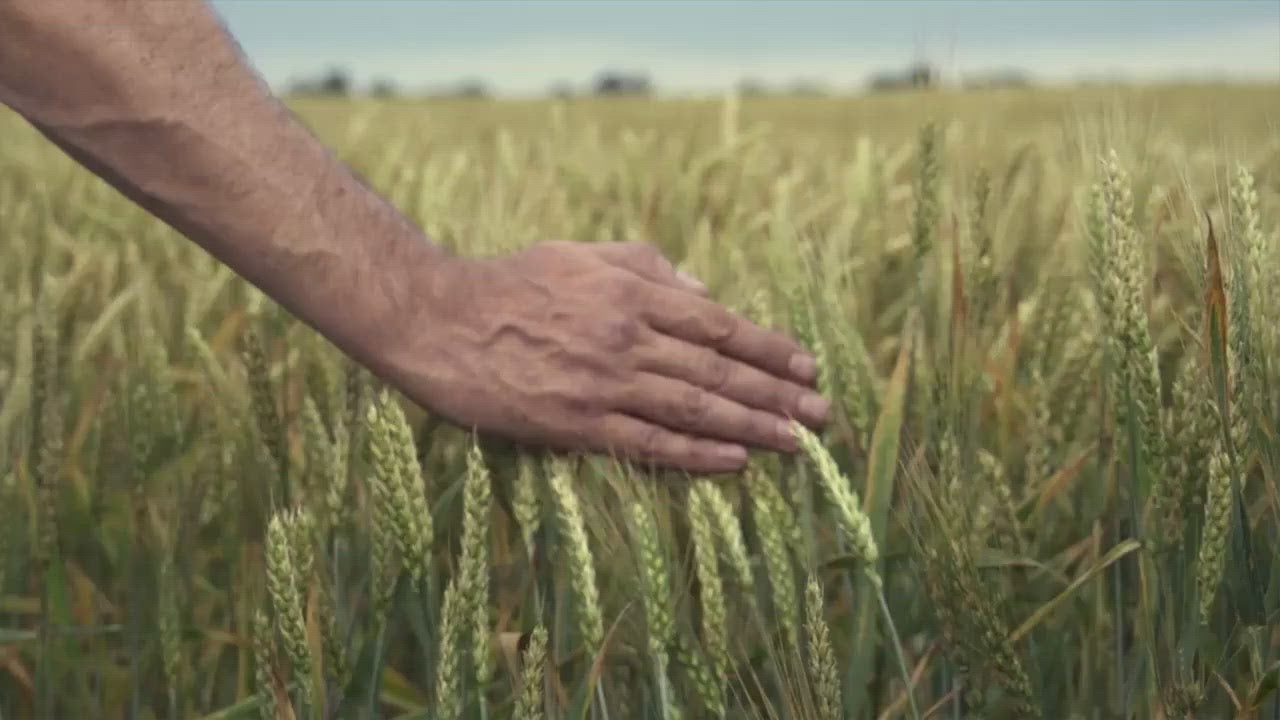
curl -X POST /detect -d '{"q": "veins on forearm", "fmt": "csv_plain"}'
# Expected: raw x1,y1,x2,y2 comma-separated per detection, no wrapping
1,0,449,356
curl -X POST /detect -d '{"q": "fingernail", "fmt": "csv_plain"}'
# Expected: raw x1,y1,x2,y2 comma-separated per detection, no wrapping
716,443,747,464
789,353,818,382
799,393,831,424
777,419,799,448
676,270,706,292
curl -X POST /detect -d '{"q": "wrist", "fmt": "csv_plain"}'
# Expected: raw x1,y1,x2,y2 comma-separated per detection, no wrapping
253,147,457,365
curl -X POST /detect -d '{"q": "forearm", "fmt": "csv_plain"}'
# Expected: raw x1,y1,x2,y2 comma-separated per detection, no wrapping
0,0,449,360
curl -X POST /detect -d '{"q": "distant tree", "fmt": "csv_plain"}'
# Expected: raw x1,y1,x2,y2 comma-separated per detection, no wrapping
868,62,938,92
370,77,399,98
456,79,490,98
908,62,935,87
593,70,651,96
737,77,769,96
318,67,352,96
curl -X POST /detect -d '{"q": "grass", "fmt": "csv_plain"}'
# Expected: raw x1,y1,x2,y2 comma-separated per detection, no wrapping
1,82,1279,719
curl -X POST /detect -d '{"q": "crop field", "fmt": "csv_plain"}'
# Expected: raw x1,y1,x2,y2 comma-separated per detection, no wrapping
1,83,1279,719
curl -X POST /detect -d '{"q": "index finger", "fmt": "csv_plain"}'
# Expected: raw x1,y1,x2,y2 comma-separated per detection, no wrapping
639,284,820,386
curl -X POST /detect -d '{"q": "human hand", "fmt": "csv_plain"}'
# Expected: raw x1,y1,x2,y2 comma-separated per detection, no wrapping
372,240,831,474
0,0,834,475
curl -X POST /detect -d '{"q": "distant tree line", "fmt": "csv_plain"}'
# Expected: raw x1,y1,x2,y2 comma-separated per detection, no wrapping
867,62,938,92
286,67,659,99
284,62,1034,100
287,67,355,97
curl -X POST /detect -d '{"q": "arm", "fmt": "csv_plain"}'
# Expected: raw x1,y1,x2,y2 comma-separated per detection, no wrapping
0,0,829,474
0,0,442,364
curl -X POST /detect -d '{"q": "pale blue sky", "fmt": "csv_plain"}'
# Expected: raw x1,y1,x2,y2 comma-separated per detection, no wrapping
209,0,1280,96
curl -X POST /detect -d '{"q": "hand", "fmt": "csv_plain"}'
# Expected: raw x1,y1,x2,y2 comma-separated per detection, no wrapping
375,240,831,474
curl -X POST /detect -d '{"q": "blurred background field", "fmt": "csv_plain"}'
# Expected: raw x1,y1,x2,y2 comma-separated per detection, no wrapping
2,2,1280,719
283,82,1280,150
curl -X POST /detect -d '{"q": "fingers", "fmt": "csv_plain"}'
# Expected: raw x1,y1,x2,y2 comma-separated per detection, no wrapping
591,241,708,296
619,371,800,452
639,284,820,387
636,333,830,428
597,412,748,474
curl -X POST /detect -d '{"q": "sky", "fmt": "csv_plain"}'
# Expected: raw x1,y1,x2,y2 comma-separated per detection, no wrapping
209,0,1280,96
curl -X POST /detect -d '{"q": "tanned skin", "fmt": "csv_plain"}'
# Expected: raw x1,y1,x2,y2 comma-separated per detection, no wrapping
0,0,831,475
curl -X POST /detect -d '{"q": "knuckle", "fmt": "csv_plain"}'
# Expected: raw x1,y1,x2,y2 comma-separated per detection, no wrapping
696,349,732,391
671,385,711,428
602,375,638,409
763,378,800,414
700,308,738,344
596,314,643,353
611,276,647,305
562,389,596,417
636,424,667,459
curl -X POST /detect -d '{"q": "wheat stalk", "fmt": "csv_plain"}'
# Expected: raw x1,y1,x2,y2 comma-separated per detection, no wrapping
367,393,430,586
627,501,676,663
460,437,495,687
546,457,603,656
252,607,281,720
513,454,542,561
689,485,730,689
693,479,755,601
265,508,315,703
516,625,549,720
804,574,841,720
793,423,879,573
746,465,800,650
433,578,465,720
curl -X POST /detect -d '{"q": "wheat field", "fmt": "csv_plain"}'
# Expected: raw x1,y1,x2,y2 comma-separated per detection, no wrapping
1,82,1279,719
